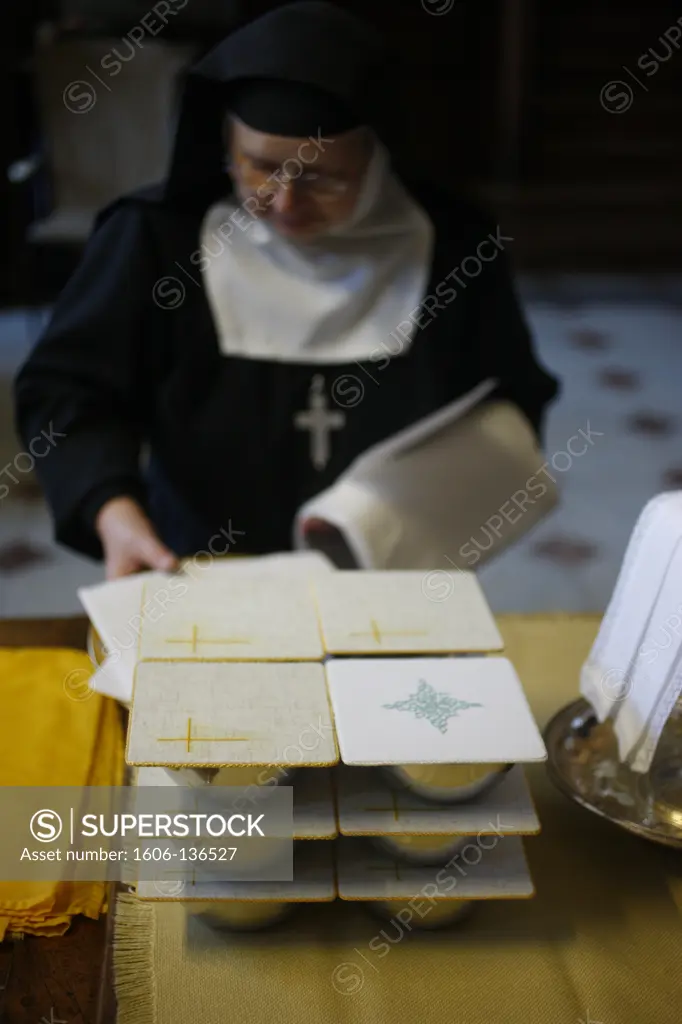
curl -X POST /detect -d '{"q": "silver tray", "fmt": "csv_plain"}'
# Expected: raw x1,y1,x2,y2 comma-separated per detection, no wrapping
544,698,682,849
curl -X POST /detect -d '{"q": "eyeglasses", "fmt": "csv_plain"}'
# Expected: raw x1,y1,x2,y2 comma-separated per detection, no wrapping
227,154,351,201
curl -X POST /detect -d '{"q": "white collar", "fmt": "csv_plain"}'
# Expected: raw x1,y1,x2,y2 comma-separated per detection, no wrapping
201,142,434,364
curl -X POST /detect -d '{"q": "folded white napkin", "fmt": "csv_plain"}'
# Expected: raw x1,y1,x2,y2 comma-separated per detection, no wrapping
295,391,558,570
619,532,682,772
79,551,335,704
579,491,682,772
89,655,134,705
628,647,682,773
80,571,170,704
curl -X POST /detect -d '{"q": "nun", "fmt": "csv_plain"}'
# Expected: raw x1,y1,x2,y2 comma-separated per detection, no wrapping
14,1,559,579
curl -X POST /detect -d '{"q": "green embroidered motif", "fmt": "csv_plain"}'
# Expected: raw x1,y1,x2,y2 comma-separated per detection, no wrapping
383,680,483,734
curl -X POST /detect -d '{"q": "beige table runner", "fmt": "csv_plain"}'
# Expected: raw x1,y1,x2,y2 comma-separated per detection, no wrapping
114,614,682,1024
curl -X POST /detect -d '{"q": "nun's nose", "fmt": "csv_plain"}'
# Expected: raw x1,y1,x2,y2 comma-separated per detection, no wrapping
271,183,299,214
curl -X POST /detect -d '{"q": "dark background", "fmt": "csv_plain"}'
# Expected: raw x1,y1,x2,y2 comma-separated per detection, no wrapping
1,0,681,308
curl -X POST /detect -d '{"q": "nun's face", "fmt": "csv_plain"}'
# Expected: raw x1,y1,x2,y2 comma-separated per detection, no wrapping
227,118,372,240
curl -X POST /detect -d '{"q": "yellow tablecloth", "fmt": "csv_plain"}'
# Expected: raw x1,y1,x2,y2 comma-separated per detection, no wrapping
0,648,125,938
114,614,682,1024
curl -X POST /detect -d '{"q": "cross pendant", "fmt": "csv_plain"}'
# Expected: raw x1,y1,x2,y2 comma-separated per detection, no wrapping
294,374,346,470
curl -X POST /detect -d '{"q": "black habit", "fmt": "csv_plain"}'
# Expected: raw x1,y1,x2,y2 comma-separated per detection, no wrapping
13,1,559,561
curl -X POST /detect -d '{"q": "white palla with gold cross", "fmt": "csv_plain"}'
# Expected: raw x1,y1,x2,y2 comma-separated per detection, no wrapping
127,570,547,916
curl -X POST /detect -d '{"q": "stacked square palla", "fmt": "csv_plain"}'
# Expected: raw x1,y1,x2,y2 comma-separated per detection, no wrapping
126,571,546,931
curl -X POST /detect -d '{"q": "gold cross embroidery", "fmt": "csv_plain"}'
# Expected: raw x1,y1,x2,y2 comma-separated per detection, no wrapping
165,625,252,654
349,619,428,645
158,717,252,753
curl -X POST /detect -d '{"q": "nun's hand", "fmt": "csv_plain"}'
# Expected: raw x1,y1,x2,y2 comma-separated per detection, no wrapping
95,496,179,580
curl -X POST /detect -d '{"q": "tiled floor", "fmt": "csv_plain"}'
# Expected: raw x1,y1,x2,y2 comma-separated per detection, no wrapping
1,281,681,618
478,291,682,612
